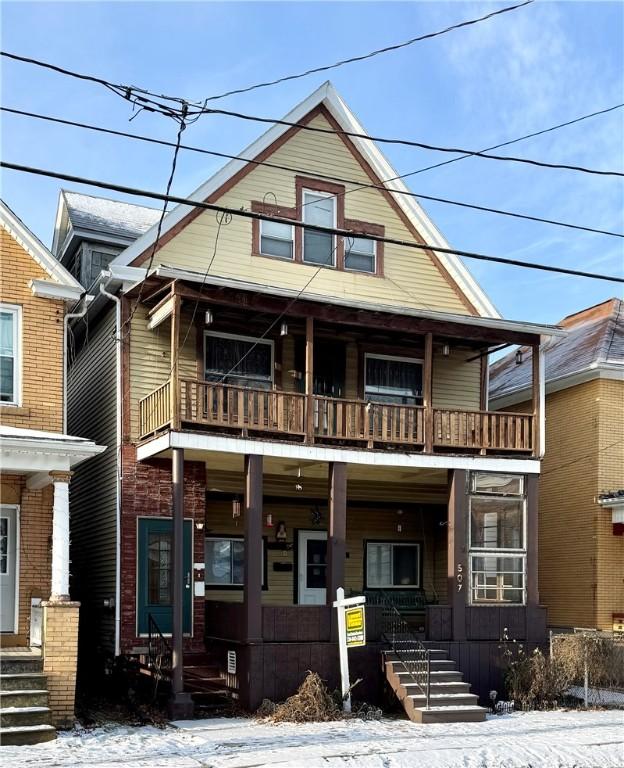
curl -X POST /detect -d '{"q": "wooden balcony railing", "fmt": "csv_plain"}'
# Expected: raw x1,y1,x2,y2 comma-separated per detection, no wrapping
433,409,533,452
138,378,534,454
179,378,306,436
314,396,425,446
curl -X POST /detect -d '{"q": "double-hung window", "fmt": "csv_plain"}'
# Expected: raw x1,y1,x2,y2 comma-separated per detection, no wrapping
366,541,420,588
303,191,336,266
345,236,376,274
469,473,526,604
204,331,273,390
259,219,294,260
205,536,265,587
364,354,423,405
0,305,20,405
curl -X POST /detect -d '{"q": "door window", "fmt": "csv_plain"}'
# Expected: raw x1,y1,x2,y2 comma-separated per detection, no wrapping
0,517,8,574
306,538,327,589
364,354,423,405
204,332,273,389
148,533,172,605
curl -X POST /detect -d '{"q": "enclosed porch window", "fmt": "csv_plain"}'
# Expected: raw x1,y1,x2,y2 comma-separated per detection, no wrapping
366,541,420,588
469,473,526,604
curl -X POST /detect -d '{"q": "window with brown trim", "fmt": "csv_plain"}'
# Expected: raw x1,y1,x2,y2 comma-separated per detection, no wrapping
251,175,384,275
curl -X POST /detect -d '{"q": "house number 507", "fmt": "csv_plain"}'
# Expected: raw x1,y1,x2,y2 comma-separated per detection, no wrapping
456,563,463,592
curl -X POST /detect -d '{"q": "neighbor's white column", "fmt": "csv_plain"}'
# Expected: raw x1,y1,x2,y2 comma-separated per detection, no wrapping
50,471,72,601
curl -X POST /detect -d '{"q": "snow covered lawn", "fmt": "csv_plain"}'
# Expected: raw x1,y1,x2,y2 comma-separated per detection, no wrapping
4,710,623,767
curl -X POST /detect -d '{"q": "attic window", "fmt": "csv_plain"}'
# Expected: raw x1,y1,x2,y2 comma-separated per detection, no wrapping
259,220,294,260
345,236,376,274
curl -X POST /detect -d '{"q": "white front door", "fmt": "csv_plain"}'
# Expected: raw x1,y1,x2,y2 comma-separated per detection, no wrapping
298,530,327,605
0,506,18,633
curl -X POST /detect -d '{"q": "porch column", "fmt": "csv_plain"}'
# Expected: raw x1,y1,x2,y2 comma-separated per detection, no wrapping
305,316,314,443
447,469,467,641
49,471,72,601
423,333,433,453
170,289,181,430
327,462,347,605
526,474,539,607
244,454,263,642
169,447,194,719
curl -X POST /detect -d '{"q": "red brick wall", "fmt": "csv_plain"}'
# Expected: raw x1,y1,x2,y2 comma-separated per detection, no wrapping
120,445,206,653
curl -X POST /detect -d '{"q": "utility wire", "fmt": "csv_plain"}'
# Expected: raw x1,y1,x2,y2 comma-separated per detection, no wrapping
4,105,622,239
202,1,535,102
0,2,533,111
122,117,187,331
3,159,623,284
195,105,624,178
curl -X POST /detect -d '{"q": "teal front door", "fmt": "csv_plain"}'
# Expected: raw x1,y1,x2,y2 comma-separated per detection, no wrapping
137,518,193,635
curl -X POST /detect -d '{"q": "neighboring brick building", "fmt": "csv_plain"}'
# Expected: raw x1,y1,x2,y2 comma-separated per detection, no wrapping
490,299,624,632
0,199,104,742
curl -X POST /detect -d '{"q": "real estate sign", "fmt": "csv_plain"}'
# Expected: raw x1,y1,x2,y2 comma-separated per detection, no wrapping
345,605,366,648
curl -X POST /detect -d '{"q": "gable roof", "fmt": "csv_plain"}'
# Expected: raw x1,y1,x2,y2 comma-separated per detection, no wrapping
1,199,84,301
111,81,499,318
490,298,624,405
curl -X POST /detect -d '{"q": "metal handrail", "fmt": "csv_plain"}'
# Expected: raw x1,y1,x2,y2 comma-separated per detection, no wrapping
147,613,173,679
381,600,431,709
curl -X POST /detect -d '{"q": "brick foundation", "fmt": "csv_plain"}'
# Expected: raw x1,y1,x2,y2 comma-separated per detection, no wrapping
120,445,206,654
42,600,80,728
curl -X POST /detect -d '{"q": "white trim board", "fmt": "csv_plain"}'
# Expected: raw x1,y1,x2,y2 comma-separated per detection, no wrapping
111,82,498,318
137,430,541,475
490,363,624,410
0,199,83,296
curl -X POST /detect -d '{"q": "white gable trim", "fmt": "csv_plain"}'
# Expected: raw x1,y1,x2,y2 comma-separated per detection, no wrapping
111,82,498,318
1,199,83,296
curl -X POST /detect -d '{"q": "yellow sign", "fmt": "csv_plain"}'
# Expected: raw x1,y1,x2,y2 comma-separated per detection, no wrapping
613,614,624,634
345,606,366,647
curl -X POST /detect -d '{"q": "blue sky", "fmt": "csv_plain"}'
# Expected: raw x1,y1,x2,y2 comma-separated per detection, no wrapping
2,1,623,323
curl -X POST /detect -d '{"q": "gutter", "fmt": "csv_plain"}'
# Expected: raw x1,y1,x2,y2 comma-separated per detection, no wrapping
99,278,123,658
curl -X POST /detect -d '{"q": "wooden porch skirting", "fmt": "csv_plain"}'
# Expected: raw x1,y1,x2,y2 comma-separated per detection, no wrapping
204,602,547,710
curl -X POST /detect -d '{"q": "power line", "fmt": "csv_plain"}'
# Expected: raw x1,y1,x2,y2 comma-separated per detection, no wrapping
4,106,622,239
2,159,623,284
202,1,535,102
0,2,533,113
195,104,624,178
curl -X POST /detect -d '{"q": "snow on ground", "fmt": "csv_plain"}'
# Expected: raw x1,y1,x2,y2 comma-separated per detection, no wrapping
4,710,624,768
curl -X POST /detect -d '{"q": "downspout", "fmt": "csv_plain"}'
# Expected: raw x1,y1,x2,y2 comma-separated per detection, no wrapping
63,296,90,434
99,280,123,658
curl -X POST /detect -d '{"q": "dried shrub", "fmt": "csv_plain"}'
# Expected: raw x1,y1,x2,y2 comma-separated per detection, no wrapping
263,672,342,723
505,646,570,709
553,634,624,689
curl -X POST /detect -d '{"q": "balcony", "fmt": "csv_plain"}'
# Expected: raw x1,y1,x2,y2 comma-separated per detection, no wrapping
138,377,534,454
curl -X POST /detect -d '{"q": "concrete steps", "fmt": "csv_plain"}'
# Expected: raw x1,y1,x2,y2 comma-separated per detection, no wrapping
0,651,55,746
383,649,487,724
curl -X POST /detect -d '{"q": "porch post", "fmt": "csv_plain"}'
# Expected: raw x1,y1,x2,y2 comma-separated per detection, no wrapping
244,454,263,642
305,316,314,443
526,474,539,607
169,447,194,719
447,469,467,641
170,289,181,430
424,332,433,453
327,462,347,605
49,471,72,601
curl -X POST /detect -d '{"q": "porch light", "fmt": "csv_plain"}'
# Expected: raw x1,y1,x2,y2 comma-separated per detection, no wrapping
442,343,450,357
397,523,402,534
280,322,288,336
266,512,273,527
515,349,523,365
195,520,205,531
205,309,213,325
232,497,241,519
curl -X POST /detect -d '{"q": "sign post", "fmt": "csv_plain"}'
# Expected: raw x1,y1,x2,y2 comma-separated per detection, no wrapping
333,587,366,713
